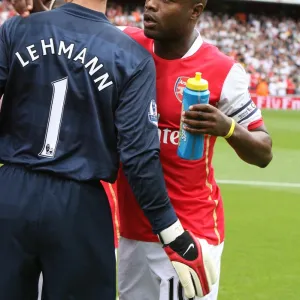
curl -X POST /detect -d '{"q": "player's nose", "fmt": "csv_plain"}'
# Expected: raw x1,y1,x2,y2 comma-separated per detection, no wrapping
145,0,159,12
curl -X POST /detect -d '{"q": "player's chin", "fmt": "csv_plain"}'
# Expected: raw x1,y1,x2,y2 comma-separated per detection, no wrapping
143,27,162,40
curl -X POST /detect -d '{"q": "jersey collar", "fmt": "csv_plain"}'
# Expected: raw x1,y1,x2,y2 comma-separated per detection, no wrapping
182,30,203,59
56,3,109,23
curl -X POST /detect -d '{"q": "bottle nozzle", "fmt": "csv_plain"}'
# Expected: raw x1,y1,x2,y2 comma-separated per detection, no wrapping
186,72,208,91
195,72,202,81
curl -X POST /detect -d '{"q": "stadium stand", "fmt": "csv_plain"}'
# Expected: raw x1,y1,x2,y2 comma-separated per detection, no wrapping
105,4,300,96
0,0,299,96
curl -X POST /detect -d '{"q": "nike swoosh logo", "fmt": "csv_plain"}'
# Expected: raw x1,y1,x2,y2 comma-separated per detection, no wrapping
183,243,195,256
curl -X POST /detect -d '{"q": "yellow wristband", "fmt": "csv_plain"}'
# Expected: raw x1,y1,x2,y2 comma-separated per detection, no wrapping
224,118,236,139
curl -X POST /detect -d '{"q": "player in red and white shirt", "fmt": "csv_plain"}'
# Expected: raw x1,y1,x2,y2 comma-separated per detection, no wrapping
116,0,273,299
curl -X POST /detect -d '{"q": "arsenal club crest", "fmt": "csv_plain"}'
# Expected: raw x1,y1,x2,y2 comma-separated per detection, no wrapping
174,77,189,103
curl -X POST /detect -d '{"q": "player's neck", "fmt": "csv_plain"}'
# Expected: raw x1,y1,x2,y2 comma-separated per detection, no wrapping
153,30,198,60
70,0,107,14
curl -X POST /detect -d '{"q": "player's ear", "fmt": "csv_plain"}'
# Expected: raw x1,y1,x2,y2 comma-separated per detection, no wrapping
190,1,204,21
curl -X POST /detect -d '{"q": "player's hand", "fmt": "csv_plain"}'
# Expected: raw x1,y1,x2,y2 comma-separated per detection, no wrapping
159,221,217,299
182,103,232,137
10,0,50,17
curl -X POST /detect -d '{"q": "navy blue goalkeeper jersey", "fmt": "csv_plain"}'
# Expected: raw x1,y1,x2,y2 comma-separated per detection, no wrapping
0,3,176,232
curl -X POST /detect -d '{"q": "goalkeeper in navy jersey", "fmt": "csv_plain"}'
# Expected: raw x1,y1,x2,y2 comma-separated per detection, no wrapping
0,1,180,299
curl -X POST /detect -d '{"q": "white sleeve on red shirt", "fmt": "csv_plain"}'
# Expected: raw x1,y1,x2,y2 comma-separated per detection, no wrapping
218,63,264,130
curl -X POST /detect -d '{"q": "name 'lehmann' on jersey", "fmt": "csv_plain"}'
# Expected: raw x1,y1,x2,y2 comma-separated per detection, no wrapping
15,38,113,92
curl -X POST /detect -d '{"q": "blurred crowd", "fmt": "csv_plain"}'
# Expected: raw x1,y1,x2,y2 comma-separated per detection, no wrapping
106,5,300,96
0,1,16,23
107,4,143,28
199,12,300,96
1,1,299,95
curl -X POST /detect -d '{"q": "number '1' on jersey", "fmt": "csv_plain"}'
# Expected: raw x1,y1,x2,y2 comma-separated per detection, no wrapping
0,3,179,235
0,4,160,186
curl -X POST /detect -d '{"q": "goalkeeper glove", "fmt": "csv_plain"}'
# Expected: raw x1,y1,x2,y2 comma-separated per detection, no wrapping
158,220,217,299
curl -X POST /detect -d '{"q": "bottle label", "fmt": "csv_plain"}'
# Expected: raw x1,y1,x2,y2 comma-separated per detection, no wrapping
178,102,186,147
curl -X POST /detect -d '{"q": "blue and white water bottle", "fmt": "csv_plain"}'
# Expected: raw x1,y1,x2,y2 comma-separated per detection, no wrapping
177,72,210,160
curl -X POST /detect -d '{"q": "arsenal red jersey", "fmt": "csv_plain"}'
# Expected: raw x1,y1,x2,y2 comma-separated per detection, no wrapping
117,27,264,245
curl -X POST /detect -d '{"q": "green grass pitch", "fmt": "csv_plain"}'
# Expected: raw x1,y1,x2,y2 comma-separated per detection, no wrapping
214,110,300,300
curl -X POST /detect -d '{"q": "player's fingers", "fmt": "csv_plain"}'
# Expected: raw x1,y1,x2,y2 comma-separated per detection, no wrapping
198,239,218,287
172,262,195,299
182,119,212,129
188,104,215,112
188,267,205,297
182,110,213,121
203,255,217,287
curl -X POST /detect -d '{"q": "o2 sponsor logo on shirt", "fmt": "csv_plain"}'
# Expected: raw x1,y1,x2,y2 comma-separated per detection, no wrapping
174,76,189,103
158,128,179,145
